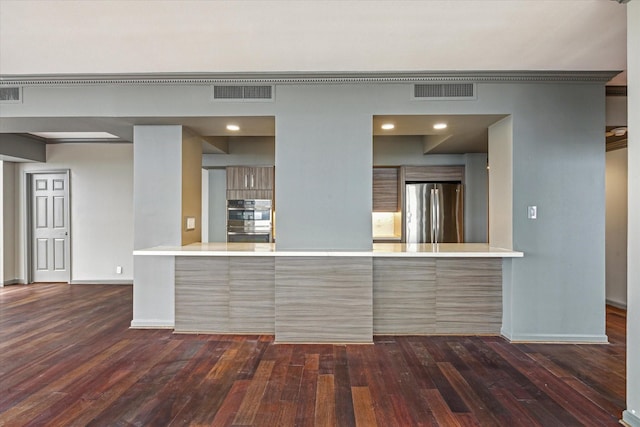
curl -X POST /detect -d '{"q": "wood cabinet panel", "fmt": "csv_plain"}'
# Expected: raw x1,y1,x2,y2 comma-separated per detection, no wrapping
435,258,502,334
176,255,501,337
275,257,373,343
175,257,229,333
227,190,273,200
227,166,274,191
372,257,502,334
373,258,436,334
175,257,275,334
229,257,275,333
253,167,274,190
402,165,465,183
226,167,248,190
373,167,399,212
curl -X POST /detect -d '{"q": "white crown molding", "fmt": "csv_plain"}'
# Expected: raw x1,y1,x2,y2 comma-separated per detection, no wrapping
0,70,621,86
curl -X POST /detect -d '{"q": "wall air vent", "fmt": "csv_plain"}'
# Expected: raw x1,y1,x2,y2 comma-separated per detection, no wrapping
413,83,475,100
213,85,274,101
0,86,22,103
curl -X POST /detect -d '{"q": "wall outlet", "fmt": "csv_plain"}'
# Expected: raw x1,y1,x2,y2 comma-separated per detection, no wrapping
186,216,196,231
527,206,537,220
116,266,123,274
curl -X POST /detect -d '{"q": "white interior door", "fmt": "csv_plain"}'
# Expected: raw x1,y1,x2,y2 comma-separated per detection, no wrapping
31,173,70,283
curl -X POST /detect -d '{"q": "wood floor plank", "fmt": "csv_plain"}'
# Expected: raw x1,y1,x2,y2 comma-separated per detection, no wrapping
0,284,627,426
333,345,357,426
314,374,336,427
422,388,462,427
208,379,250,427
438,361,504,426
352,386,378,427
233,360,275,425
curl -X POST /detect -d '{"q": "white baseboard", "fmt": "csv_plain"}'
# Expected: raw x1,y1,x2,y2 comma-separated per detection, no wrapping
70,280,133,285
2,279,26,286
606,299,627,310
505,333,609,344
130,319,174,329
623,410,640,427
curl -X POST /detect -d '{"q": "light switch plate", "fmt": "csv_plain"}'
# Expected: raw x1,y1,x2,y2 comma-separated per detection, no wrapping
186,216,196,230
527,206,537,219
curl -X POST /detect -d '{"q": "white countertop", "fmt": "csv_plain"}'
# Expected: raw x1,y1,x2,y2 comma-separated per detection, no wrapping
133,242,523,258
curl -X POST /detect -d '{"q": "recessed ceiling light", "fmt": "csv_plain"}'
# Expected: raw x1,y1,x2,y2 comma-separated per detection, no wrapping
226,124,240,131
29,132,119,140
433,123,447,130
381,123,395,130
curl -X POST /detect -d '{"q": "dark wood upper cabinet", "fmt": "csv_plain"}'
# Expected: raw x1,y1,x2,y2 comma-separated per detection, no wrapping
227,166,274,191
227,166,274,200
373,167,400,212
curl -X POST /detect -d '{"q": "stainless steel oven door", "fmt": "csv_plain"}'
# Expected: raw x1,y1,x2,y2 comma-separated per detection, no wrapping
227,208,272,222
227,231,272,243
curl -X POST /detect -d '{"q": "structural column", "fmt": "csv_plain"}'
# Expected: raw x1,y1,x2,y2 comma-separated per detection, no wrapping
274,85,373,251
131,125,202,327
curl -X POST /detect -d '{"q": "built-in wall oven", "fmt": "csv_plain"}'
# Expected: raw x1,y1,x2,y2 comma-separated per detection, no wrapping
227,199,273,243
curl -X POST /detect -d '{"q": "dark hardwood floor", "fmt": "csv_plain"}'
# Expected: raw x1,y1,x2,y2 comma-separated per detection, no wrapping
0,283,626,426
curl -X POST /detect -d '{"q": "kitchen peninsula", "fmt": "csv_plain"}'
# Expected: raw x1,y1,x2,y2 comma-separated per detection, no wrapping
134,242,523,343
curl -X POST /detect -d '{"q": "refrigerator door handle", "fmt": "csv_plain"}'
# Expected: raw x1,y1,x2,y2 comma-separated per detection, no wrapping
430,188,435,243
434,188,440,244
438,188,442,243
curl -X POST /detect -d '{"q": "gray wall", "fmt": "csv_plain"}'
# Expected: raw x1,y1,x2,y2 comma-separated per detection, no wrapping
464,153,489,243
0,79,608,342
1,161,17,284
625,3,639,424
604,94,627,310
605,148,627,308
133,126,183,249
0,134,45,162
202,136,275,168
207,169,227,242
507,83,606,341
132,125,184,327
274,85,373,251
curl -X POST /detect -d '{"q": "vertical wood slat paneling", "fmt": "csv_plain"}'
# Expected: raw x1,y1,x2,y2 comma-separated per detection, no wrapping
175,255,500,336
175,257,229,333
175,257,275,334
229,257,275,333
373,257,502,334
275,257,373,343
436,258,502,334
373,258,436,334
372,167,399,212
402,165,465,183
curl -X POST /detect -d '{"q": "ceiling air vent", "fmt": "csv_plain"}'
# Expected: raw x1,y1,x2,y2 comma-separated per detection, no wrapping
213,85,274,101
0,86,22,103
413,83,475,100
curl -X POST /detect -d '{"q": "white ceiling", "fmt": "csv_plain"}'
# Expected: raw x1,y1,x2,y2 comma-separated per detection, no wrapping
0,1,628,83
0,0,628,157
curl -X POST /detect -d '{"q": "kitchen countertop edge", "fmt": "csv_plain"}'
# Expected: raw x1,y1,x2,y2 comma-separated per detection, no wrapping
133,243,524,258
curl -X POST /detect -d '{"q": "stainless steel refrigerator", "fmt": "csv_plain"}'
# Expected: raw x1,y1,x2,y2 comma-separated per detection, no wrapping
405,183,464,243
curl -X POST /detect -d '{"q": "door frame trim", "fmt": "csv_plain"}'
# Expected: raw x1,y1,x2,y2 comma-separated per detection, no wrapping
24,169,71,284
